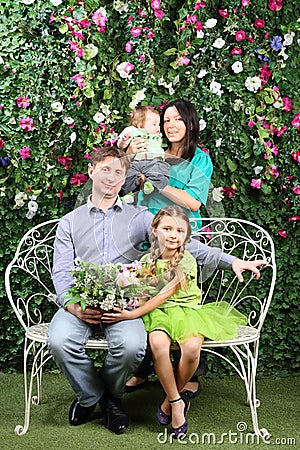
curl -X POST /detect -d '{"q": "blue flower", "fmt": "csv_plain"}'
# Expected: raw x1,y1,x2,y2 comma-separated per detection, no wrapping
270,36,283,51
0,156,10,167
254,48,270,63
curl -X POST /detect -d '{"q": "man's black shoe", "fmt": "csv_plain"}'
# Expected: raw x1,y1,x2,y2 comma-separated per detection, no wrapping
99,392,130,434
69,399,97,426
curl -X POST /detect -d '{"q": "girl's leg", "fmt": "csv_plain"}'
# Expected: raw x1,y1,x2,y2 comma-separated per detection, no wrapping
149,330,185,428
176,336,204,393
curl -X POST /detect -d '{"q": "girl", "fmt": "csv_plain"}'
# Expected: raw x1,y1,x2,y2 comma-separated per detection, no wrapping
102,206,247,438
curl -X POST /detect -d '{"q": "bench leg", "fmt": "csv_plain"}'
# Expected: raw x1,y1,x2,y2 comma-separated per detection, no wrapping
15,338,50,436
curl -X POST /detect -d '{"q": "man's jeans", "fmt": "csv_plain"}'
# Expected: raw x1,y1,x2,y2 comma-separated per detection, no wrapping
47,308,147,407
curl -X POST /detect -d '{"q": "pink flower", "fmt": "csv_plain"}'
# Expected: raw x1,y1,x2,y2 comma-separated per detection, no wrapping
278,230,287,238
292,186,300,195
195,21,203,31
19,146,31,159
150,0,160,9
289,215,300,222
154,9,165,18
130,26,142,37
231,47,242,55
267,165,279,179
0,139,4,149
16,96,30,108
57,190,63,201
68,41,84,58
194,1,206,9
255,19,265,28
125,41,133,52
176,55,190,66
251,178,263,189
291,151,300,163
72,31,84,41
146,30,155,39
259,64,272,84
124,63,135,74
20,117,34,132
219,9,229,18
282,97,293,112
71,73,85,90
291,113,300,130
277,126,288,137
92,9,107,27
222,185,237,198
57,155,73,169
248,120,256,127
268,0,283,11
235,30,246,41
138,54,145,62
185,15,197,25
71,173,88,186
241,0,249,6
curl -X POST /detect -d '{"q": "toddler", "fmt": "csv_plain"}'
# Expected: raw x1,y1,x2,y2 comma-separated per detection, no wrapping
118,106,169,197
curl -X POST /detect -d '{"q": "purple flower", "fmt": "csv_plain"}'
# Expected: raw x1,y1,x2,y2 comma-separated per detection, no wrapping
0,156,10,167
270,36,282,51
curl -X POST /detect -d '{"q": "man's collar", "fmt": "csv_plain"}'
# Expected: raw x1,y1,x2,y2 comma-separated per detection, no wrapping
87,195,123,212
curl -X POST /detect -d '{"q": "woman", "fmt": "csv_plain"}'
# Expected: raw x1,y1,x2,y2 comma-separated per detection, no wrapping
132,99,213,231
125,99,213,393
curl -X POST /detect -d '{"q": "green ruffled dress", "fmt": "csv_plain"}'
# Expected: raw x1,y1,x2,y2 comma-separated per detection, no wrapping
141,251,247,344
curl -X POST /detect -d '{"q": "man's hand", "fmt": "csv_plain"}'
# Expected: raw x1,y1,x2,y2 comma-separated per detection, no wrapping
232,258,268,282
65,302,103,324
101,308,136,323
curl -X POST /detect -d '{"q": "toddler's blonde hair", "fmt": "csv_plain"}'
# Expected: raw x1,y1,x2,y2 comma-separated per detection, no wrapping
129,106,159,128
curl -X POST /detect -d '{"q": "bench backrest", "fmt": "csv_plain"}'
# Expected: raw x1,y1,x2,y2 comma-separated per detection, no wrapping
5,217,276,334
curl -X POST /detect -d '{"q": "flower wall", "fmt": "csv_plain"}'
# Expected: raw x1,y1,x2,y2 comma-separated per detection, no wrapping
0,0,299,374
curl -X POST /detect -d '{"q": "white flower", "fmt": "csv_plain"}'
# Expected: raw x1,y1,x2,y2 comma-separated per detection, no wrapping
204,18,217,28
212,38,225,49
63,117,74,125
279,47,289,61
233,99,244,111
203,106,212,112
15,192,28,208
51,101,63,112
116,61,134,79
47,163,55,171
26,210,36,219
22,0,35,4
197,69,207,78
93,112,105,123
274,99,283,109
254,166,264,175
84,44,98,60
113,0,129,13
129,89,146,109
199,119,207,131
283,32,295,46
173,75,180,86
245,76,261,93
212,187,224,202
28,200,38,212
209,80,223,96
196,30,204,39
70,132,76,143
215,138,222,148
50,0,63,5
231,61,243,74
0,56,4,64
100,103,111,116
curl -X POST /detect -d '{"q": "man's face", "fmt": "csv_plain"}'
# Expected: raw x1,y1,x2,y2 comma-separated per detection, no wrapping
89,157,126,198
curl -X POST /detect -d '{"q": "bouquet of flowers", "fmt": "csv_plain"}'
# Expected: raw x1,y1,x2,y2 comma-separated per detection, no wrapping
64,258,153,311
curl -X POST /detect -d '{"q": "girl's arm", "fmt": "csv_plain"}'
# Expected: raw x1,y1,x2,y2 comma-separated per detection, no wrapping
101,274,183,323
160,185,201,211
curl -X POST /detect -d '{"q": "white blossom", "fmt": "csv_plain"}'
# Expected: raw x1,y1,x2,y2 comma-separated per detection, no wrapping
212,187,224,202
196,30,204,39
116,61,134,79
197,69,207,78
22,0,35,4
63,117,74,125
70,132,77,143
15,192,28,208
212,38,225,49
51,101,63,112
283,32,295,46
129,89,146,109
93,112,106,123
254,166,264,175
100,103,111,116
28,200,38,212
245,76,261,93
215,138,222,148
233,99,244,111
204,18,217,28
199,119,207,131
231,61,243,74
113,0,129,13
210,79,223,96
50,0,63,5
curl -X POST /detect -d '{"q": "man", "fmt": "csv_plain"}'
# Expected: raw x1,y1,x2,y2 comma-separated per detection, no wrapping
48,146,266,435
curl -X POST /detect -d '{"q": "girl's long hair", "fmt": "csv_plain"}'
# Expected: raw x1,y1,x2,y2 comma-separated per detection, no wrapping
160,99,200,161
142,206,192,290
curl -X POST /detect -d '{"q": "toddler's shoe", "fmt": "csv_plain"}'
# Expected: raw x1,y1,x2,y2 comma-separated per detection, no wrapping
143,181,155,195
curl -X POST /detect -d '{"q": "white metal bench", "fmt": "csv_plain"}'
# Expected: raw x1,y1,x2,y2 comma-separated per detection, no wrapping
5,218,276,437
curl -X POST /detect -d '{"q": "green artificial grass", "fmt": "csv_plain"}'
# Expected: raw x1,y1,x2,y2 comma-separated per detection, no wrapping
1,373,299,450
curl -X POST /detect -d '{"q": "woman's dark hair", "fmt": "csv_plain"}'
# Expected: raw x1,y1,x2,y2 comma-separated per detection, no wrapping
160,99,200,161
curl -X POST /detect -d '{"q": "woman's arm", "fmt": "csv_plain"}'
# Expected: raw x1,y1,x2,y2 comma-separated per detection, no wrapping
160,185,201,211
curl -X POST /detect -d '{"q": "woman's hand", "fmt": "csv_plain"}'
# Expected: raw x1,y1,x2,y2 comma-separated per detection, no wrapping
126,137,148,155
232,258,269,282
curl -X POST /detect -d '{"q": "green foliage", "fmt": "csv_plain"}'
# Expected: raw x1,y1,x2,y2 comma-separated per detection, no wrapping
0,0,299,375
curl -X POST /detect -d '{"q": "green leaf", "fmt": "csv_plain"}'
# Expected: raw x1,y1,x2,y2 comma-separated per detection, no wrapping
226,159,237,172
59,24,68,34
163,48,177,56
